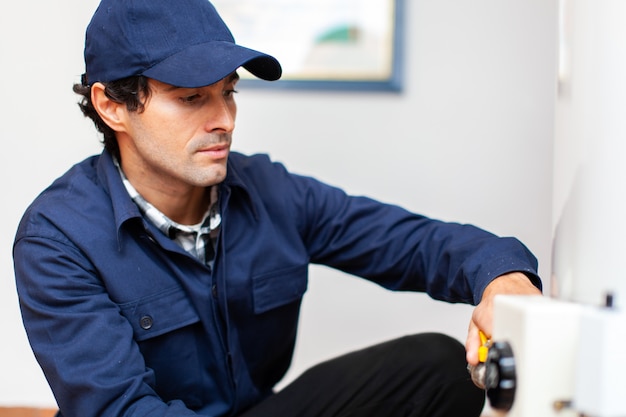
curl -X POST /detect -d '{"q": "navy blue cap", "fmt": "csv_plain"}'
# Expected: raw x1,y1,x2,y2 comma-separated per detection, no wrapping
83,0,282,87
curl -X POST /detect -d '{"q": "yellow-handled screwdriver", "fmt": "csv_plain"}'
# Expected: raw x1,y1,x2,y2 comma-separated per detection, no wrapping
468,330,490,389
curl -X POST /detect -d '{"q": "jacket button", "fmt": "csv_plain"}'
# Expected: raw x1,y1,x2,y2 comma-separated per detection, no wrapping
139,315,153,330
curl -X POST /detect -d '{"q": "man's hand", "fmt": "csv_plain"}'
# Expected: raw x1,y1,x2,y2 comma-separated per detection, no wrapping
465,272,542,365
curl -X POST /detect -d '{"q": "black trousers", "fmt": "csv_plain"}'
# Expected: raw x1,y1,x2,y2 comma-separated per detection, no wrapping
239,333,485,417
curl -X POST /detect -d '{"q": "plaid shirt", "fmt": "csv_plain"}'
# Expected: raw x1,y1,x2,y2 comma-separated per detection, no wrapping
114,159,221,268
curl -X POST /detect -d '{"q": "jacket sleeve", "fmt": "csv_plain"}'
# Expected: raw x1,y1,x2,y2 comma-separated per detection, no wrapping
257,160,541,305
13,235,204,417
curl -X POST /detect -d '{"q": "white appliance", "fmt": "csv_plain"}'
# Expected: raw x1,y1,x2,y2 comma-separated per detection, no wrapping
483,1,626,416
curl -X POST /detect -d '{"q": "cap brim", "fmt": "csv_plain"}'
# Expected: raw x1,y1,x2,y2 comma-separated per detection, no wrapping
142,40,282,88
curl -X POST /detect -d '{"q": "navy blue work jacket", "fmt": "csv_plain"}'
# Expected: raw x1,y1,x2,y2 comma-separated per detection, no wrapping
14,150,540,417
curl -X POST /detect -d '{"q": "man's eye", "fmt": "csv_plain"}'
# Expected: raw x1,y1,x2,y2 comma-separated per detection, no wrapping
180,94,201,104
224,89,238,97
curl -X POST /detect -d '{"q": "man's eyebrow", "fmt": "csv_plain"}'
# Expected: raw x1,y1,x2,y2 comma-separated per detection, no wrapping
162,84,187,92
227,72,240,83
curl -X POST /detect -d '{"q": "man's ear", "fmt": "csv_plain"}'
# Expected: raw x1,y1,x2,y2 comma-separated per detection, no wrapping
91,82,129,133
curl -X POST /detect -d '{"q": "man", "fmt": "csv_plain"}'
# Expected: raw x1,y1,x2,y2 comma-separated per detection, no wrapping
13,0,542,416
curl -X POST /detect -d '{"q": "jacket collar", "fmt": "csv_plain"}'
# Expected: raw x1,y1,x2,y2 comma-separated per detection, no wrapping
96,150,143,235
96,150,259,236
221,152,259,220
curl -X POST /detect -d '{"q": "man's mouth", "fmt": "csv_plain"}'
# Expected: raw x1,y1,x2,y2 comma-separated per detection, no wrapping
198,143,230,159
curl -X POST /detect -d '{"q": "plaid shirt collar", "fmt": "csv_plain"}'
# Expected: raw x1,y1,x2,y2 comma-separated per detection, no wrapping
113,158,221,264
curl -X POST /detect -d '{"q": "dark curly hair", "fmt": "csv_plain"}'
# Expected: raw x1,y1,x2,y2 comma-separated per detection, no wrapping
73,76,151,161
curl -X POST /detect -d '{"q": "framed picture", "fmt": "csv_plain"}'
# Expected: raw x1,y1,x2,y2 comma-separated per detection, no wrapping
212,0,404,92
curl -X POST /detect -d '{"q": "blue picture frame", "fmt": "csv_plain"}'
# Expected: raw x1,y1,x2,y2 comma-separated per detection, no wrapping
214,0,405,92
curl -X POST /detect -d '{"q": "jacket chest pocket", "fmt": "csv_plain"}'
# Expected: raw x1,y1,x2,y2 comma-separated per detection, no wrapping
118,286,205,407
252,264,308,314
119,285,200,341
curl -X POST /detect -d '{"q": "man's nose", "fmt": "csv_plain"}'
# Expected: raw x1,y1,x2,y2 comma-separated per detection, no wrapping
205,98,235,133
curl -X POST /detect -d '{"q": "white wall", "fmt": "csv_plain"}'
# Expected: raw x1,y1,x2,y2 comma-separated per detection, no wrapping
0,0,556,407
